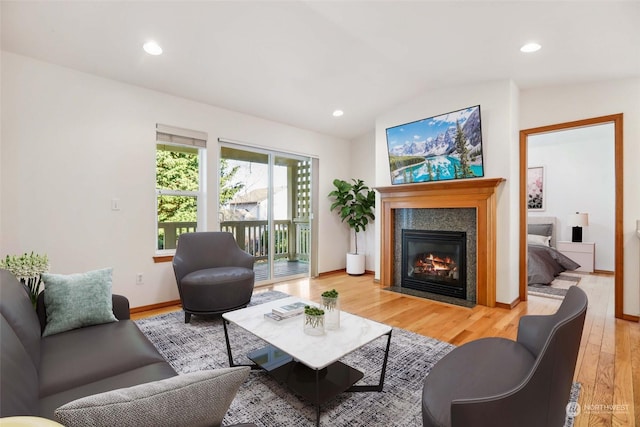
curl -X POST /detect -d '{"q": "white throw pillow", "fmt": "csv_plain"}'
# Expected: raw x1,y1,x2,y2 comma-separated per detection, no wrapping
527,234,551,246
55,368,249,427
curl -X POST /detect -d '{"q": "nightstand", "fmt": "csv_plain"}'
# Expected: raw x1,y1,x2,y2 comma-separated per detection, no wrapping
556,241,595,273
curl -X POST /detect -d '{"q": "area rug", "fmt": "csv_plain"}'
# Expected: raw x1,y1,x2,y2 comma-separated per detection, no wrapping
136,290,580,427
528,272,582,300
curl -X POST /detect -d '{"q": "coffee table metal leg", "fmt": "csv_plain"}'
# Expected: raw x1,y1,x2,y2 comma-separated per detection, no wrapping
315,369,321,427
309,330,392,426
222,320,260,370
346,330,393,392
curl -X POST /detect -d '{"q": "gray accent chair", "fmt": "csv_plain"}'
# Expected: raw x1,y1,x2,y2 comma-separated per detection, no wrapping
422,286,588,427
173,231,255,323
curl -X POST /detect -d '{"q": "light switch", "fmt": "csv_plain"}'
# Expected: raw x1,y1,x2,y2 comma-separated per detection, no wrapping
111,198,120,211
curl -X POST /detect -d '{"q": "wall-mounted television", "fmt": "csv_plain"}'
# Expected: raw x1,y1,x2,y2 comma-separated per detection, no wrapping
385,105,484,185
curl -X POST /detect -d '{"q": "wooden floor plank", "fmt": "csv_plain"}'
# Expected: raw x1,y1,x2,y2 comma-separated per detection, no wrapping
612,321,634,427
629,324,640,427
590,352,615,426
575,342,602,427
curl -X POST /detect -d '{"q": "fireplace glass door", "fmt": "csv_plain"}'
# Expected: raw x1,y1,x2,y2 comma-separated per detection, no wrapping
401,229,467,299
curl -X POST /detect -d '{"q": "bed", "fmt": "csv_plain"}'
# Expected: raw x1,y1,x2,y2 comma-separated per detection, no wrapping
527,216,580,285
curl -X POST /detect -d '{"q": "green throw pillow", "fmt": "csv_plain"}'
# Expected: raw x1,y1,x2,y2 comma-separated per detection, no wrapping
54,368,250,427
42,268,117,337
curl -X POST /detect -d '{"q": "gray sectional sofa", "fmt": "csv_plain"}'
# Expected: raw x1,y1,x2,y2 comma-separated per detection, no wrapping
0,269,255,426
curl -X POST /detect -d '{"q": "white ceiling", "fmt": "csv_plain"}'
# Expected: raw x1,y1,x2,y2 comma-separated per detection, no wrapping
2,1,639,140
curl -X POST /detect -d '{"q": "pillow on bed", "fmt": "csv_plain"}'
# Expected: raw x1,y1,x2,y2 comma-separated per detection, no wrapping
528,223,553,237
528,234,551,246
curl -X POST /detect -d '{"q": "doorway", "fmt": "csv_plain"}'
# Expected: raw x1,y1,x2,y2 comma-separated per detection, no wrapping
519,114,624,319
219,143,316,285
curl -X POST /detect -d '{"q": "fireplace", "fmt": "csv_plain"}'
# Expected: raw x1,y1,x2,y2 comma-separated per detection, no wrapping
402,230,467,299
377,178,505,307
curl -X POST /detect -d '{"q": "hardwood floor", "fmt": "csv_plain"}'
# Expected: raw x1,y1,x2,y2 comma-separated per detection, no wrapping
132,272,639,426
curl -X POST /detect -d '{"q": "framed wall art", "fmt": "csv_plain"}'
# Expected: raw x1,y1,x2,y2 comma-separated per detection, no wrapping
527,166,545,211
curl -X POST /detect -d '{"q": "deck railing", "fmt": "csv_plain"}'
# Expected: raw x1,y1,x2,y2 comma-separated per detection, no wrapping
158,219,310,260
221,220,310,262
295,220,310,262
157,222,197,250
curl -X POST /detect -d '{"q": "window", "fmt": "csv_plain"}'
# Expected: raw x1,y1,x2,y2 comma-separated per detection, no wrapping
155,124,207,252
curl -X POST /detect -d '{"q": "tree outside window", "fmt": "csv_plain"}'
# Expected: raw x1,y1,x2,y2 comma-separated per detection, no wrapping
156,145,245,251
156,144,201,251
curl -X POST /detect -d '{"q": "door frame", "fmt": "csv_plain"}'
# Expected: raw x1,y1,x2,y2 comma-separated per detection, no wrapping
519,113,625,319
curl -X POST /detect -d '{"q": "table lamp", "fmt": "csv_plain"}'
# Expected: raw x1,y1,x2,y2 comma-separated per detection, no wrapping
568,212,589,242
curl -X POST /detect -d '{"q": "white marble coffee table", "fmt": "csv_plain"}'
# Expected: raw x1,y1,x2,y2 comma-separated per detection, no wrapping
222,296,392,426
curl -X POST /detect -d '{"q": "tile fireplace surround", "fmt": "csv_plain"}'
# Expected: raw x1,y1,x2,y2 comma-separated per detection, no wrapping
376,178,505,307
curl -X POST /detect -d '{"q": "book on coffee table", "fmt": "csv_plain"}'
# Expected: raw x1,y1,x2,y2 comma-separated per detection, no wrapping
264,312,295,322
272,301,307,318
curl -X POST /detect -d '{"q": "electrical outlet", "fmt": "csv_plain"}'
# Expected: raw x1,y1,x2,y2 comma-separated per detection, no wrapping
136,273,144,285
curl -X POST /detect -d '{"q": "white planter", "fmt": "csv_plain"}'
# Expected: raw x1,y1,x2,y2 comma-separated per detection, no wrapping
346,253,365,275
303,313,325,336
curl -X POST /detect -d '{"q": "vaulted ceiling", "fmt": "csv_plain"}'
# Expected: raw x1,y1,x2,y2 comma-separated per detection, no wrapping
2,1,639,139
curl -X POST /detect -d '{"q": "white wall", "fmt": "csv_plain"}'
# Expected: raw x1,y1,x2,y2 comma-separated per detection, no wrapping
0,52,351,308
0,51,3,257
374,80,521,305
349,130,376,272
528,124,615,271
521,77,640,316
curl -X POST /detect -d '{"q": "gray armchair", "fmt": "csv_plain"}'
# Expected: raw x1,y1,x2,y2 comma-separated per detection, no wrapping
422,286,588,427
173,232,255,323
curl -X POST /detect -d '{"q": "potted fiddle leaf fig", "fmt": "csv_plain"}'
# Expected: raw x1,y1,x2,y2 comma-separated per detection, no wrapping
328,178,375,275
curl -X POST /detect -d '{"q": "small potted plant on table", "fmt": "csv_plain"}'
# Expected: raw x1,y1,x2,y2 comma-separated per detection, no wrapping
303,305,325,336
320,289,340,330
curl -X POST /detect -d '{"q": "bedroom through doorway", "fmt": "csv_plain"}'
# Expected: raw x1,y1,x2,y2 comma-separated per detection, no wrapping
519,114,624,318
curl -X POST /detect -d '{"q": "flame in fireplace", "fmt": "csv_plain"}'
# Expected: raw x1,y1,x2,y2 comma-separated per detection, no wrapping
413,253,458,277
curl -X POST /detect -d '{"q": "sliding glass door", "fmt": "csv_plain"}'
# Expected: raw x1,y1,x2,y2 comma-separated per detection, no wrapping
219,143,314,284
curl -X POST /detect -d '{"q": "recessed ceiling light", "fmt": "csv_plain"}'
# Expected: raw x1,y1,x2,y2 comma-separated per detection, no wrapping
520,42,541,53
143,41,163,56
332,110,344,117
